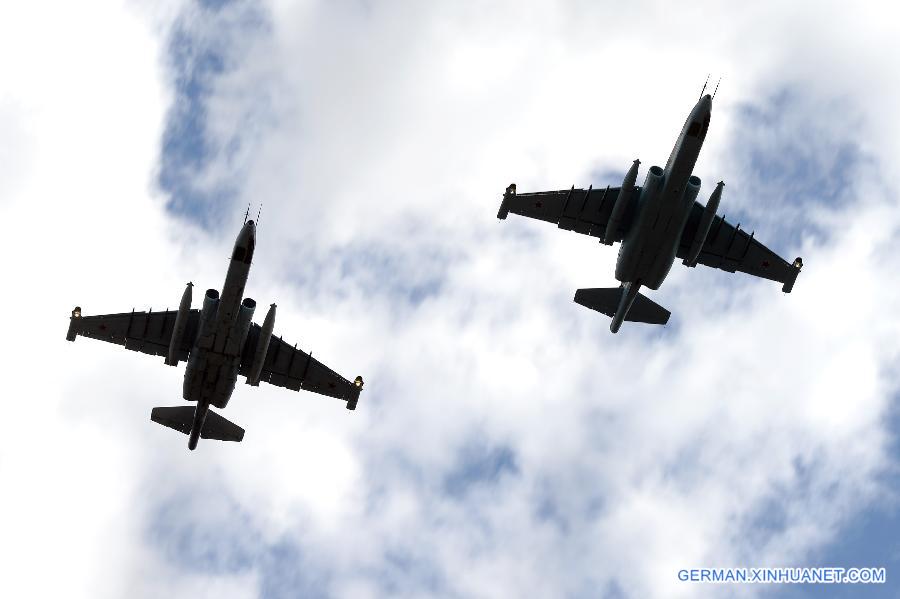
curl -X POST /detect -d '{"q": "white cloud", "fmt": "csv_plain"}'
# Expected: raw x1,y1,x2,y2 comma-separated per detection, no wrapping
3,0,900,598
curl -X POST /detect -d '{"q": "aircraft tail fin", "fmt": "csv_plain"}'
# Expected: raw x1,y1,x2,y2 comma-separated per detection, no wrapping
574,287,671,325
151,406,244,443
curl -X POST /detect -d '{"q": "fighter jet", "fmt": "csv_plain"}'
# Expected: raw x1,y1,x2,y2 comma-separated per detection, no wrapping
497,90,802,333
66,219,363,450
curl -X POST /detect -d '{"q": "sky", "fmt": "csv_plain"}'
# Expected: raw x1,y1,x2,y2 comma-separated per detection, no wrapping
2,1,900,598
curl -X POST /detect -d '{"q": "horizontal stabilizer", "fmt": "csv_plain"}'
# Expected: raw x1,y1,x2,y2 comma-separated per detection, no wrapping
151,406,193,435
574,287,671,325
201,409,245,442
151,406,244,442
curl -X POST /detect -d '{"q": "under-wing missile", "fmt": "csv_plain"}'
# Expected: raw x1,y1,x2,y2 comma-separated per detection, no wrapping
683,181,723,267
247,303,276,386
603,159,640,244
165,282,193,366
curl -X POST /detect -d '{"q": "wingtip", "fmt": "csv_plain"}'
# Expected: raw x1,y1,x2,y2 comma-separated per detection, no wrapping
498,184,516,220
782,257,803,293
346,376,364,410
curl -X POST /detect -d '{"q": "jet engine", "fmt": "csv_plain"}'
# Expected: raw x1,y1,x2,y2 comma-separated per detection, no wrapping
233,298,257,354
603,159,640,244
630,165,666,220
246,303,276,386
613,165,666,282
197,288,220,339
642,164,666,195
681,175,702,208
683,181,723,267
165,282,193,366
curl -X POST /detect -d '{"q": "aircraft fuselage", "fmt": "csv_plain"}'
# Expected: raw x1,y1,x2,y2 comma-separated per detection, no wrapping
181,220,257,447
615,94,712,290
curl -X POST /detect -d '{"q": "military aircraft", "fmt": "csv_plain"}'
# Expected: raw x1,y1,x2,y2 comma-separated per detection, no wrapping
497,89,802,333
66,219,363,450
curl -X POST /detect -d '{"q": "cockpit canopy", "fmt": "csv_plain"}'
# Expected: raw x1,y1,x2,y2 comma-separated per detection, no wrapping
687,114,710,141
232,237,255,264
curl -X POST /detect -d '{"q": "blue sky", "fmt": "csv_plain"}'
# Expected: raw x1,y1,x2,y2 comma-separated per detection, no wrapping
3,1,900,598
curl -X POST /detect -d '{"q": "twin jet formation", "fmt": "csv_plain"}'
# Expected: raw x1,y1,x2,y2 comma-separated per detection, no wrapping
68,89,801,449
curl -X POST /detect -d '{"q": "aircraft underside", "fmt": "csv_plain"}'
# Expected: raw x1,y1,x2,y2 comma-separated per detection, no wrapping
66,219,364,451
497,93,802,333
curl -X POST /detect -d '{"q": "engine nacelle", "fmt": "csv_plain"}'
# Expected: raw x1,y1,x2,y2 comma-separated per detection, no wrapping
681,175,702,208
165,282,193,366
247,303,276,386
196,289,220,344
614,165,665,282
683,181,723,267
603,159,640,244
641,164,666,196
231,298,256,356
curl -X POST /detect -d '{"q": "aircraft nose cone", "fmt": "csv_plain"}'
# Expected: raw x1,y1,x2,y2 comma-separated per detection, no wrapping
242,219,256,241
692,94,712,119
234,219,257,251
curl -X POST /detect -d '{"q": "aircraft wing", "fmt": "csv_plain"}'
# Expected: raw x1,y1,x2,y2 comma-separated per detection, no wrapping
66,307,200,361
240,324,363,409
496,183,642,243
676,202,803,292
